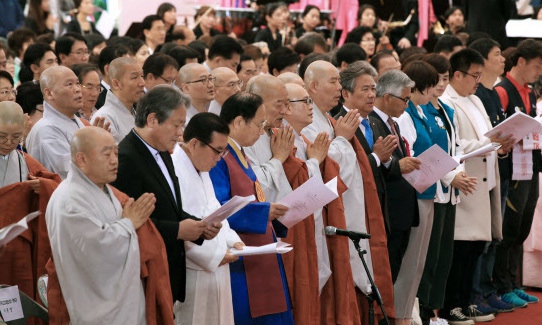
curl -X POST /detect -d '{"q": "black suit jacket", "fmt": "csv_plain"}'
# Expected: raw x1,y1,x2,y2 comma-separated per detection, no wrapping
112,130,202,302
370,110,419,231
334,106,390,234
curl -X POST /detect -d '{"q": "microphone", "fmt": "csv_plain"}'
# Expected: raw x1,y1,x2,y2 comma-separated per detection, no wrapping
325,226,371,240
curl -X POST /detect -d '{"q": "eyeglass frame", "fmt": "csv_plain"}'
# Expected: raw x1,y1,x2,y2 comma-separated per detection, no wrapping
289,97,313,105
250,120,267,130
185,76,216,86
0,133,23,144
157,75,176,85
458,70,482,82
386,93,411,104
81,84,104,93
70,49,91,56
198,138,229,157
0,88,17,97
216,80,244,89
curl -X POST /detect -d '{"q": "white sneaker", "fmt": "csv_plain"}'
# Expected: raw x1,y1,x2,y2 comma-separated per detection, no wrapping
430,319,439,325
411,297,423,325
437,318,449,325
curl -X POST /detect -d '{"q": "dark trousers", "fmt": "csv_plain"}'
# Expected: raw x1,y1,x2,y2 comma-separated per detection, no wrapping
443,240,486,311
387,228,411,283
493,175,539,294
472,240,498,299
418,202,456,320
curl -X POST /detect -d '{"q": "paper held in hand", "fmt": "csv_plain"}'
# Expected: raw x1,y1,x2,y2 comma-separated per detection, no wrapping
277,176,339,228
204,195,255,224
403,144,459,193
484,111,542,144
0,211,40,246
454,143,501,163
230,242,293,256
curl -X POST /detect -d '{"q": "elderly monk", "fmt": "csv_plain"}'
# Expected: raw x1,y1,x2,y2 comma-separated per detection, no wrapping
91,57,145,143
277,72,304,87
26,66,108,179
46,126,156,323
208,67,243,116
0,101,61,301
303,60,395,323
177,63,215,123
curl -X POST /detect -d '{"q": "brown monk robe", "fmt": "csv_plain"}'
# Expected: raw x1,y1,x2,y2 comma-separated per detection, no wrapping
328,117,396,323
0,153,61,303
281,149,320,325
319,155,362,325
46,188,175,325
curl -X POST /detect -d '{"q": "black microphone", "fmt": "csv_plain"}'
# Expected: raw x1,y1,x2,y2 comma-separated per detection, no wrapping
325,226,371,240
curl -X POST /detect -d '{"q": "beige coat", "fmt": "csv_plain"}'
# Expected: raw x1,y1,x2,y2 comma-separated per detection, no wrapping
440,85,503,241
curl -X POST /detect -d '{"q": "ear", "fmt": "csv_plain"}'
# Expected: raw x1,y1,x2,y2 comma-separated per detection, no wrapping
211,56,222,67
308,80,317,95
75,152,87,170
104,64,110,77
517,57,527,67
111,78,121,90
30,63,40,74
180,83,190,93
59,53,68,64
452,70,462,80
233,115,244,129
43,87,53,101
143,29,150,40
272,68,279,77
188,137,199,151
341,88,350,101
146,112,157,127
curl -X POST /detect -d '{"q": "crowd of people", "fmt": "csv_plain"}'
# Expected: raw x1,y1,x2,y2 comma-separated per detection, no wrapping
1,1,542,325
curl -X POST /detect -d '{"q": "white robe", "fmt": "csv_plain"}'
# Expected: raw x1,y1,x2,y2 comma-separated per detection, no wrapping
90,91,135,144
0,150,28,188
171,145,240,325
244,132,292,202
301,106,374,294
208,100,222,116
46,162,146,324
26,101,85,179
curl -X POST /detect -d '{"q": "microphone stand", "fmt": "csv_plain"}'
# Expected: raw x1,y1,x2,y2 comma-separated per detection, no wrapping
350,237,390,325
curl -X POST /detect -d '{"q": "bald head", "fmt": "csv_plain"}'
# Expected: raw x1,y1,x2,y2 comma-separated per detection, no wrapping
0,101,25,126
304,60,337,88
40,65,74,93
212,67,241,105
247,74,289,128
278,72,304,87
212,67,237,83
70,127,112,163
304,60,341,112
108,57,140,82
178,63,208,84
246,74,284,101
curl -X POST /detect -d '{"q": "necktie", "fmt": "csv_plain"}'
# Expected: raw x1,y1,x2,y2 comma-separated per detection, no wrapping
361,119,373,150
388,117,403,156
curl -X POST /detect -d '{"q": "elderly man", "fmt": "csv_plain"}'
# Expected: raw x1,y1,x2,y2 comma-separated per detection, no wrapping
171,112,243,324
26,66,107,179
303,60,395,323
91,57,145,143
112,85,221,305
177,63,215,123
209,92,292,325
277,72,304,87
0,102,60,301
46,126,156,323
208,67,243,116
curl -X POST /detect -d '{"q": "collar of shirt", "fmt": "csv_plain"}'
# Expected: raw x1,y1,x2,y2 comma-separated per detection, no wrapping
343,105,367,132
1,152,9,160
132,129,159,157
373,106,392,131
43,101,83,127
506,71,532,97
101,79,111,90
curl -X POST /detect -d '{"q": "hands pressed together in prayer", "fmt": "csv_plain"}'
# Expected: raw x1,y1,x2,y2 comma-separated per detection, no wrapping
220,242,244,266
373,134,398,163
271,125,295,163
91,116,112,133
123,193,156,229
335,109,360,140
451,171,478,195
306,132,331,164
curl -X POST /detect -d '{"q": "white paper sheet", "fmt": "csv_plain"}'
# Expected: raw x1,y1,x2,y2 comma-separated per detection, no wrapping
0,211,40,246
203,195,255,224
506,19,542,38
0,285,24,321
229,242,293,256
484,111,542,145
403,144,459,193
95,10,116,39
277,176,339,228
455,143,500,163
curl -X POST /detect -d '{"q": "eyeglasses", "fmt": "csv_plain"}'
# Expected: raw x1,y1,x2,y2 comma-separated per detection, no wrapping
35,104,44,113
81,84,104,93
185,76,216,86
70,49,90,56
217,80,243,89
199,138,229,157
361,38,376,43
458,70,482,82
0,133,23,144
289,97,313,105
250,120,267,130
387,93,410,104
0,89,17,97
158,75,176,85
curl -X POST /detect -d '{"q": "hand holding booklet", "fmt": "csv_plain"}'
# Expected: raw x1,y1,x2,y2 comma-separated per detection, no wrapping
0,211,40,246
277,176,339,228
203,195,255,224
230,242,293,256
484,111,542,144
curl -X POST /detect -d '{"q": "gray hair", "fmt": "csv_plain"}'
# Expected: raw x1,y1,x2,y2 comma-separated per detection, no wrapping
108,57,139,82
134,85,190,127
375,70,415,98
339,60,377,93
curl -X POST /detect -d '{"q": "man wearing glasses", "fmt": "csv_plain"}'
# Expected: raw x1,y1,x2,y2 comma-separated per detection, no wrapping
209,67,243,116
91,57,145,144
55,33,89,68
143,53,179,91
177,63,216,123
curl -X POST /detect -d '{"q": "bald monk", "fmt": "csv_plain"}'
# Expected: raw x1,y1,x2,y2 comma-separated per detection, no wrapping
177,63,215,122
208,67,243,116
46,127,163,323
0,101,61,300
277,72,304,87
302,60,395,323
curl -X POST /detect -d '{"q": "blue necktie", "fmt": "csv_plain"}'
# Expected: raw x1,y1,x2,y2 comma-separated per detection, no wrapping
361,119,373,150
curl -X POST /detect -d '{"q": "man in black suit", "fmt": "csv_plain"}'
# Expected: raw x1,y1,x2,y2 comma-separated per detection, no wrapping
112,85,221,303
334,60,397,233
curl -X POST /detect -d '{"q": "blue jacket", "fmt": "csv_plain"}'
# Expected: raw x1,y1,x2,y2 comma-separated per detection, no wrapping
0,0,24,37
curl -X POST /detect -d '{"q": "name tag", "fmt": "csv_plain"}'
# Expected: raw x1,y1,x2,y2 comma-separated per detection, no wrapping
0,286,24,321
